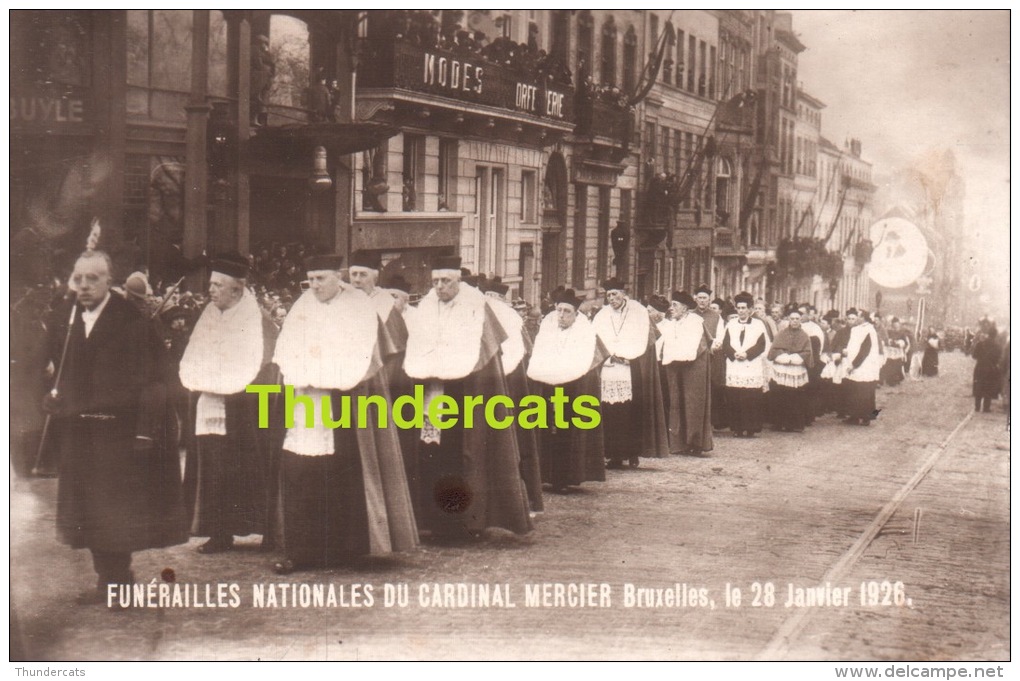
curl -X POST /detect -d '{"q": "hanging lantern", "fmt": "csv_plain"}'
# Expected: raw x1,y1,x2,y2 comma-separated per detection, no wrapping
309,145,332,191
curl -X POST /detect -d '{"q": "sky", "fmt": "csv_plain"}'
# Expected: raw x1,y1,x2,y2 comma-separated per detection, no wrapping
790,10,1011,308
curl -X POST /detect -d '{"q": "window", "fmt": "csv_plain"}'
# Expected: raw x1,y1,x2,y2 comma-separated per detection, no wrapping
698,40,707,96
676,29,685,89
703,151,714,211
268,15,310,110
683,132,695,208
572,185,588,286
622,26,637,94
577,11,594,81
600,17,617,85
361,143,387,212
208,11,228,97
715,157,732,222
126,10,192,120
550,10,569,62
521,169,538,223
736,46,746,93
709,45,717,99
402,134,424,211
673,130,681,177
597,187,611,281
476,167,505,276
687,35,696,91
718,37,728,97
661,26,674,84
660,128,670,173
642,121,656,167
438,139,458,211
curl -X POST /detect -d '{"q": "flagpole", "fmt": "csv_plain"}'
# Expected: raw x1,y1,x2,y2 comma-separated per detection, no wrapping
33,302,77,476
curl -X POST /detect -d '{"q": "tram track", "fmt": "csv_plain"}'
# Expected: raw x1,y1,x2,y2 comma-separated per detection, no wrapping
758,410,976,659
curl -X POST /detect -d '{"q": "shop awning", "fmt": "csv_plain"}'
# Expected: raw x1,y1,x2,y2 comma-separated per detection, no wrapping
249,122,399,162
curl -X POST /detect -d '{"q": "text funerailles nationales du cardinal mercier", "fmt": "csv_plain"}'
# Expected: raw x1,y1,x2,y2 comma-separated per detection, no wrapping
244,383,602,430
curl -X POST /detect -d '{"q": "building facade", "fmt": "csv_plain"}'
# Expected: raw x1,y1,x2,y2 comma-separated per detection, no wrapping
712,10,761,300
11,9,639,307
634,10,719,300
11,10,388,287
352,10,639,303
11,10,880,314
780,83,875,313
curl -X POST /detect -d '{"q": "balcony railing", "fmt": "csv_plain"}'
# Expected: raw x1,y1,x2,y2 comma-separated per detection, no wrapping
358,39,574,125
578,98,634,146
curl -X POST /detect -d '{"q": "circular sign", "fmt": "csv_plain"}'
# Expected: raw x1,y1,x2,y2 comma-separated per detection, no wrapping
868,217,929,289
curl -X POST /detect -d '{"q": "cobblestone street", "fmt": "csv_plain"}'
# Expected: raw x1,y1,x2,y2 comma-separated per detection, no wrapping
11,352,1009,661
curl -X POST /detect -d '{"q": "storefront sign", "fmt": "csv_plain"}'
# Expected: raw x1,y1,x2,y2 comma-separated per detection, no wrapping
10,94,87,128
514,83,565,119
422,52,483,94
369,42,573,123
572,160,624,187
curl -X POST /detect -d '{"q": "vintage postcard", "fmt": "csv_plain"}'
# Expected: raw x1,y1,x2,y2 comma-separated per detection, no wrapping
9,9,1010,666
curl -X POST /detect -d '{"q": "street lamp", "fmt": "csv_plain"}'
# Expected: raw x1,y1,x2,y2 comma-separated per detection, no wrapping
309,145,332,191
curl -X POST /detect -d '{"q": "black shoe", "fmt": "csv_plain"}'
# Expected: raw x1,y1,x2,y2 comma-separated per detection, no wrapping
272,559,297,575
628,457,640,468
79,584,132,610
76,589,107,606
606,459,624,470
197,536,234,554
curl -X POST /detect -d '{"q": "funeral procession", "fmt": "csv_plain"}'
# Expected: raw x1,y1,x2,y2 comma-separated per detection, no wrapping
9,10,1009,663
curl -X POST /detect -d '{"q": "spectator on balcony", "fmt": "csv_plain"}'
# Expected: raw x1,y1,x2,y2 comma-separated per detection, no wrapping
250,35,275,127
454,30,479,56
575,76,594,136
306,70,333,123
410,12,439,48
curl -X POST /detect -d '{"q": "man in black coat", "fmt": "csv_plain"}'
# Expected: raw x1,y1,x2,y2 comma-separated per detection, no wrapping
43,250,188,607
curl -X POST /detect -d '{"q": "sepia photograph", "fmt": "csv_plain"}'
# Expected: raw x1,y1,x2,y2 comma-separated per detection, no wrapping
8,9,1011,667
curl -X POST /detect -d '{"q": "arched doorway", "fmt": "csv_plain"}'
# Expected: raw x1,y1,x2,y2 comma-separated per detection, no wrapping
540,151,568,298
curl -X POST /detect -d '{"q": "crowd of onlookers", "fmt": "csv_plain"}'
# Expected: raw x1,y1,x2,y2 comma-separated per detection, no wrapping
372,10,573,88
